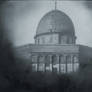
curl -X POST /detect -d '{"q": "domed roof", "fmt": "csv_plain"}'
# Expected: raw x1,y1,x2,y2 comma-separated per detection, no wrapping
36,10,75,37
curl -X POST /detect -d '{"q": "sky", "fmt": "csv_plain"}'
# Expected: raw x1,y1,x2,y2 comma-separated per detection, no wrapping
1,0,92,47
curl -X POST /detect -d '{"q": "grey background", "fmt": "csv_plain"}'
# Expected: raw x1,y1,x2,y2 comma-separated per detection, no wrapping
0,0,92,47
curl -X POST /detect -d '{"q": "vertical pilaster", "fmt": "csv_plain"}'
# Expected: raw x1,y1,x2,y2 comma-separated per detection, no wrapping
59,55,61,73
64,54,67,73
71,55,74,72
49,55,52,72
44,55,46,72
30,54,33,71
56,55,59,73
35,55,38,71
37,55,39,72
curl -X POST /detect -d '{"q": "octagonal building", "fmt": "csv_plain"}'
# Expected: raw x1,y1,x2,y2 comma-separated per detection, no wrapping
14,9,92,73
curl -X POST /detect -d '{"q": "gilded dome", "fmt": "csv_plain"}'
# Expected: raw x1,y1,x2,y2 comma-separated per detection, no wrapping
35,10,75,37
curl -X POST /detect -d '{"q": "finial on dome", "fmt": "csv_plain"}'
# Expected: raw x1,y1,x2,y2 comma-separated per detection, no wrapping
55,0,57,10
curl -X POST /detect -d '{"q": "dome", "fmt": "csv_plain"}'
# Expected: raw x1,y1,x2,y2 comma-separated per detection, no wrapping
35,10,75,37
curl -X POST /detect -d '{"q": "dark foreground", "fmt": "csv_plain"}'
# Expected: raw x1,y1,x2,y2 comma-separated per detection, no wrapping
0,43,92,92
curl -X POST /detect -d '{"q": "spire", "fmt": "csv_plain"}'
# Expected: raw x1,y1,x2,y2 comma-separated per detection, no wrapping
55,0,57,10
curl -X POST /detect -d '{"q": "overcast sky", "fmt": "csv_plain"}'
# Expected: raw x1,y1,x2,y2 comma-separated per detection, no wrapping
1,0,92,47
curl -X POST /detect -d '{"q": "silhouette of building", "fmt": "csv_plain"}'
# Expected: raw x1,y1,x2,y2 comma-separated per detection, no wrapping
14,8,92,74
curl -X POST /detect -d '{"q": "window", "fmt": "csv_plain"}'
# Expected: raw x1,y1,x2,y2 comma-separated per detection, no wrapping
38,38,40,44
66,55,73,73
45,35,51,44
73,55,79,72
59,55,64,63
31,55,37,63
53,64,59,73
59,55,66,73
52,55,59,72
38,63,45,71
60,36,67,44
45,55,50,65
45,65,51,71
53,67,58,73
60,64,66,73
49,36,53,43
37,56,45,71
74,56,78,63
53,34,58,44
42,37,45,44
52,55,57,65
45,55,51,71
66,55,71,63
32,64,37,71
38,56,44,63
35,39,37,44
74,63,79,72
67,36,73,44
67,63,73,73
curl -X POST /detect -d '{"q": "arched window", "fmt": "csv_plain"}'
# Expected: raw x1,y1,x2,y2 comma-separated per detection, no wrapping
31,55,37,71
66,55,71,63
52,55,59,72
66,55,73,73
67,36,73,44
45,55,51,71
73,55,79,72
38,56,44,63
31,55,37,63
42,36,45,44
49,36,53,43
59,55,65,73
73,55,78,63
59,55,64,64
45,55,51,65
32,64,37,71
38,38,40,44
52,55,57,65
60,36,67,44
38,56,45,72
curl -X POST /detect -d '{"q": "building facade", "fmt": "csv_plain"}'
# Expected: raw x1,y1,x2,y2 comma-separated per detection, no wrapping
14,9,92,74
